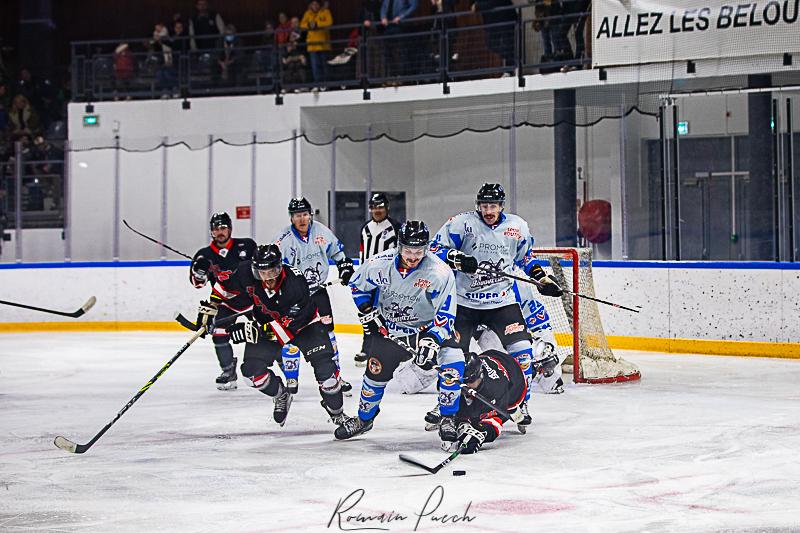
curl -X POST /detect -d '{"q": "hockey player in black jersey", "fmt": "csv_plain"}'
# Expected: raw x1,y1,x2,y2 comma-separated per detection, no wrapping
197,244,348,426
354,193,402,367
190,212,257,390
452,350,529,453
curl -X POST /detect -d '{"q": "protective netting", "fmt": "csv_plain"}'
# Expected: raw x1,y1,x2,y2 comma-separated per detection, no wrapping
532,247,641,384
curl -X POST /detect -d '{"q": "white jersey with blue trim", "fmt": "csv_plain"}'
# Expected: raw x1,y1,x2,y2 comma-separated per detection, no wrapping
432,210,536,310
349,249,457,343
273,221,346,293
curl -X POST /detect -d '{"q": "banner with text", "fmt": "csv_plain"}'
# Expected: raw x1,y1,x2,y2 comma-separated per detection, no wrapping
592,0,800,67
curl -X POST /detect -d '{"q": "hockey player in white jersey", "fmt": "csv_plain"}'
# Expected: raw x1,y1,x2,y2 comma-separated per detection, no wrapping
334,221,465,446
430,183,563,428
273,197,355,394
354,192,402,367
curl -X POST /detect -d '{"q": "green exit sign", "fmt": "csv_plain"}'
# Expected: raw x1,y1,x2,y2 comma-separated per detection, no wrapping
677,121,689,135
83,114,99,127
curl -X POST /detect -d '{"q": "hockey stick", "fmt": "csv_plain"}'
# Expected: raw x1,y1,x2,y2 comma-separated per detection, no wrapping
477,265,641,313
123,219,193,260
54,326,206,454
399,447,463,474
0,296,97,318
175,307,254,332
54,307,252,454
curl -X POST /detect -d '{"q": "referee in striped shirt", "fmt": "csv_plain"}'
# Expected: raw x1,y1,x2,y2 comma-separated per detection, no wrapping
354,192,402,366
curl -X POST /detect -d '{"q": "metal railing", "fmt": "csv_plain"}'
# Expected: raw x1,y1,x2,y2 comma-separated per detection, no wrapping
70,3,592,102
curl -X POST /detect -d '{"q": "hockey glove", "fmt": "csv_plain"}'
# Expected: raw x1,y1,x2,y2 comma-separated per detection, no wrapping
191,256,212,287
413,332,441,370
445,249,479,274
358,305,388,337
227,321,260,344
530,264,563,297
336,258,355,285
456,422,487,454
195,300,218,337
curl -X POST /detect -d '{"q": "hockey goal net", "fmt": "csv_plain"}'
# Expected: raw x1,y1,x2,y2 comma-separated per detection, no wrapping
530,248,640,384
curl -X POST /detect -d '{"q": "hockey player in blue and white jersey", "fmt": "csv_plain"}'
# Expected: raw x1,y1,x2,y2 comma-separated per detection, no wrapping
273,197,355,394
430,183,563,428
334,221,465,446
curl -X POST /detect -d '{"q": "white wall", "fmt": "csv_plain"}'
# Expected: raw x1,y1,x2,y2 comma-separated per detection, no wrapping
2,264,798,345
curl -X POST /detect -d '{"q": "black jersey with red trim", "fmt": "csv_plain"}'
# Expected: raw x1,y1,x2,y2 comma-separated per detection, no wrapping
211,261,319,341
455,349,527,443
191,238,256,309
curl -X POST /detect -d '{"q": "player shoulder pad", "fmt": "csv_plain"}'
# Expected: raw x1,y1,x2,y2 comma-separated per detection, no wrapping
274,228,293,245
426,252,455,279
368,249,396,265
446,210,474,224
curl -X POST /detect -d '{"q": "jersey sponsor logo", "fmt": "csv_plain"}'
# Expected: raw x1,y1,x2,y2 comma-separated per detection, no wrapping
383,302,418,323
367,357,383,375
465,290,507,300
383,288,419,305
478,242,510,254
303,262,325,286
374,270,391,287
314,236,327,245
469,258,505,289
287,345,300,354
218,247,229,257
414,278,432,289
505,322,525,335
482,359,501,380
485,356,508,379
239,250,247,258
503,227,522,240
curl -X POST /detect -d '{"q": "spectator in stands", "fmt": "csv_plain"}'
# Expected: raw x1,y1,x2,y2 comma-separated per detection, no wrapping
282,27,308,86
568,0,590,64
301,1,333,85
356,0,383,77
381,0,419,79
172,19,191,53
8,94,40,140
150,23,178,95
113,43,136,98
189,0,225,51
276,12,292,45
217,24,241,84
31,135,63,175
471,0,516,70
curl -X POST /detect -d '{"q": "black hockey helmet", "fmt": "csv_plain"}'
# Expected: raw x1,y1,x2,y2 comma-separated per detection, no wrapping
462,352,484,384
476,183,506,205
288,197,313,215
398,220,429,247
209,211,232,230
368,192,389,209
251,244,283,281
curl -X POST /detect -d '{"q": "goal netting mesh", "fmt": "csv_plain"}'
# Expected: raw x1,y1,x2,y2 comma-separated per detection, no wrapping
531,247,641,384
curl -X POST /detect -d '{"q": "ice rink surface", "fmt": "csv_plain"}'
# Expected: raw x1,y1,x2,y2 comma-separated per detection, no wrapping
1,332,799,533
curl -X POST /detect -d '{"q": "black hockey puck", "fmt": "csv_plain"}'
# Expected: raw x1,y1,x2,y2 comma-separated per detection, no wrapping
452,470,466,476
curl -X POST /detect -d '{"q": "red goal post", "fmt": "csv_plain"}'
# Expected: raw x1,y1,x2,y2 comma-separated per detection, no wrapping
530,247,641,384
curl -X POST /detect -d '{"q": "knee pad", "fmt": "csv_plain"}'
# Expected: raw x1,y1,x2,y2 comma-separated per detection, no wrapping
319,374,342,395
